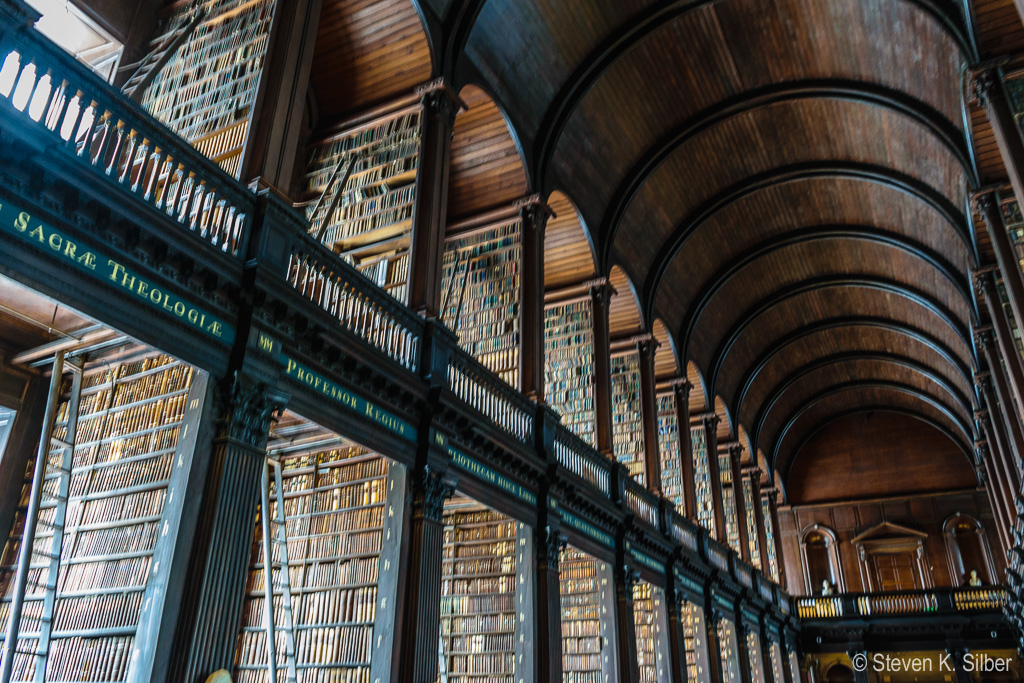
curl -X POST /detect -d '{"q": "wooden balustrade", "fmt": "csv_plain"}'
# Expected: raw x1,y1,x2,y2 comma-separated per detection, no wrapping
0,29,252,256
553,427,611,494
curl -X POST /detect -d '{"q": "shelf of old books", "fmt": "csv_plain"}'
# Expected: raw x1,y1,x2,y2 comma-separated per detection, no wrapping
0,339,205,682
680,599,711,683
787,646,800,682
742,478,760,571
610,351,644,484
301,107,422,304
717,618,742,683
544,298,596,445
719,454,740,554
690,425,715,538
769,638,786,683
438,495,533,683
761,498,779,583
559,545,616,683
632,581,670,683
745,626,765,683
139,0,277,177
656,392,681,509
441,219,523,389
233,412,406,683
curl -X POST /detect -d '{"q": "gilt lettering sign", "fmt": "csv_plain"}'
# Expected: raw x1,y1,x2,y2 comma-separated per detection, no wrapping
0,200,233,343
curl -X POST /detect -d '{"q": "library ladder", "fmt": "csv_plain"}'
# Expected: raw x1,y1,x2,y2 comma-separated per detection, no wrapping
0,351,83,683
122,8,206,101
260,457,298,683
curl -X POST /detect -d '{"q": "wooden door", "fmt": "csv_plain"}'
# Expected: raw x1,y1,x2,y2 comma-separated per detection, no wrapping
874,553,919,591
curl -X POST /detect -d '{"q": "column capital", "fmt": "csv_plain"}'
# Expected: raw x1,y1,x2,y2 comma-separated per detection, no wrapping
974,271,996,299
975,326,995,349
698,412,721,431
219,376,288,447
972,69,1000,105
588,277,617,306
975,190,1000,216
420,464,456,521
416,78,464,127
634,332,659,358
541,526,567,570
515,194,555,225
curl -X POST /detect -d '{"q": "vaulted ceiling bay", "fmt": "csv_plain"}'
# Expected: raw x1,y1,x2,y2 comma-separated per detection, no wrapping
447,0,980,487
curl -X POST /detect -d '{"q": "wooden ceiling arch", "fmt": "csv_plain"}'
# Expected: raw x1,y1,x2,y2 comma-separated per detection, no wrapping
736,322,973,433
704,275,973,396
751,354,974,455
640,162,969,321
714,394,735,444
773,387,975,479
598,83,974,269
543,191,598,290
688,360,710,414
652,318,681,381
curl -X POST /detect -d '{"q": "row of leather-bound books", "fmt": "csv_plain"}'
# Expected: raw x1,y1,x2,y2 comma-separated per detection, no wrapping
441,220,523,390
140,0,275,175
0,350,195,682
657,393,683,511
439,505,519,683
632,582,660,683
544,299,597,446
611,352,645,484
559,546,604,681
691,425,716,536
235,438,392,682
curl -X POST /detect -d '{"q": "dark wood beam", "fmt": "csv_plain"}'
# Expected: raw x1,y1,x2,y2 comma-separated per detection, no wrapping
706,276,972,403
733,318,973,430
644,162,969,323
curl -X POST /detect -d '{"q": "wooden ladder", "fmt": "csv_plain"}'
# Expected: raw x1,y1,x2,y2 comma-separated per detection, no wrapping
121,8,206,102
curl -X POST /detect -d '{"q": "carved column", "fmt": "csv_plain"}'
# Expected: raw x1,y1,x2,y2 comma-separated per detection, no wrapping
638,334,663,493
664,578,688,683
702,414,727,544
407,83,460,317
977,408,1016,552
169,379,287,681
749,469,770,573
536,527,566,683
976,329,1024,479
615,563,641,683
977,439,1012,553
591,280,616,457
729,444,750,562
977,270,1024,430
519,197,553,402
704,597,727,683
239,0,322,192
735,619,755,683
673,379,698,518
396,465,456,683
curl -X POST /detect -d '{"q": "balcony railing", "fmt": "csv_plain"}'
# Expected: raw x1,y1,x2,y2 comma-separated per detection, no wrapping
798,587,1007,620
553,428,611,495
447,346,534,444
0,20,252,256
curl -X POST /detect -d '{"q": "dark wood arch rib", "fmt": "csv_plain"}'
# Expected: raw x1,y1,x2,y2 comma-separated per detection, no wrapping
751,352,972,454
780,407,976,484
680,226,973,356
732,317,973,428
704,275,972,401
527,0,973,189
598,80,973,267
642,162,968,321
771,381,973,470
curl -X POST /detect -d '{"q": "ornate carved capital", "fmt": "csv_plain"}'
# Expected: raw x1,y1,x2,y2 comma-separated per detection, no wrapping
974,271,995,300
621,565,642,593
221,375,288,447
975,191,999,218
588,279,616,308
702,413,721,432
516,195,555,233
975,327,994,350
671,377,693,402
542,526,568,570
420,465,456,520
418,82,460,128
972,69,998,105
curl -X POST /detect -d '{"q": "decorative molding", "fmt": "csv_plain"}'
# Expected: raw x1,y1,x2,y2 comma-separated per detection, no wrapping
421,465,456,521
222,375,287,447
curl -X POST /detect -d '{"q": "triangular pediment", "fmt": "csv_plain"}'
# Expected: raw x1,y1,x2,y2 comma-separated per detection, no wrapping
851,521,927,545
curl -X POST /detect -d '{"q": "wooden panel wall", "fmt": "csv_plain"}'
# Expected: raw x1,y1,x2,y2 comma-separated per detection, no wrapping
778,490,1004,596
543,192,597,290
310,0,432,120
787,412,976,504
447,86,529,219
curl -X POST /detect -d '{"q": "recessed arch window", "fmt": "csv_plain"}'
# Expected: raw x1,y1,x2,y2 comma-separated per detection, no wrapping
800,525,843,595
943,514,996,586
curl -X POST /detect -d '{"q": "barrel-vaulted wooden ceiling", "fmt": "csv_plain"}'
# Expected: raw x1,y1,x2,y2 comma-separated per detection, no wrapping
305,0,1024,494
